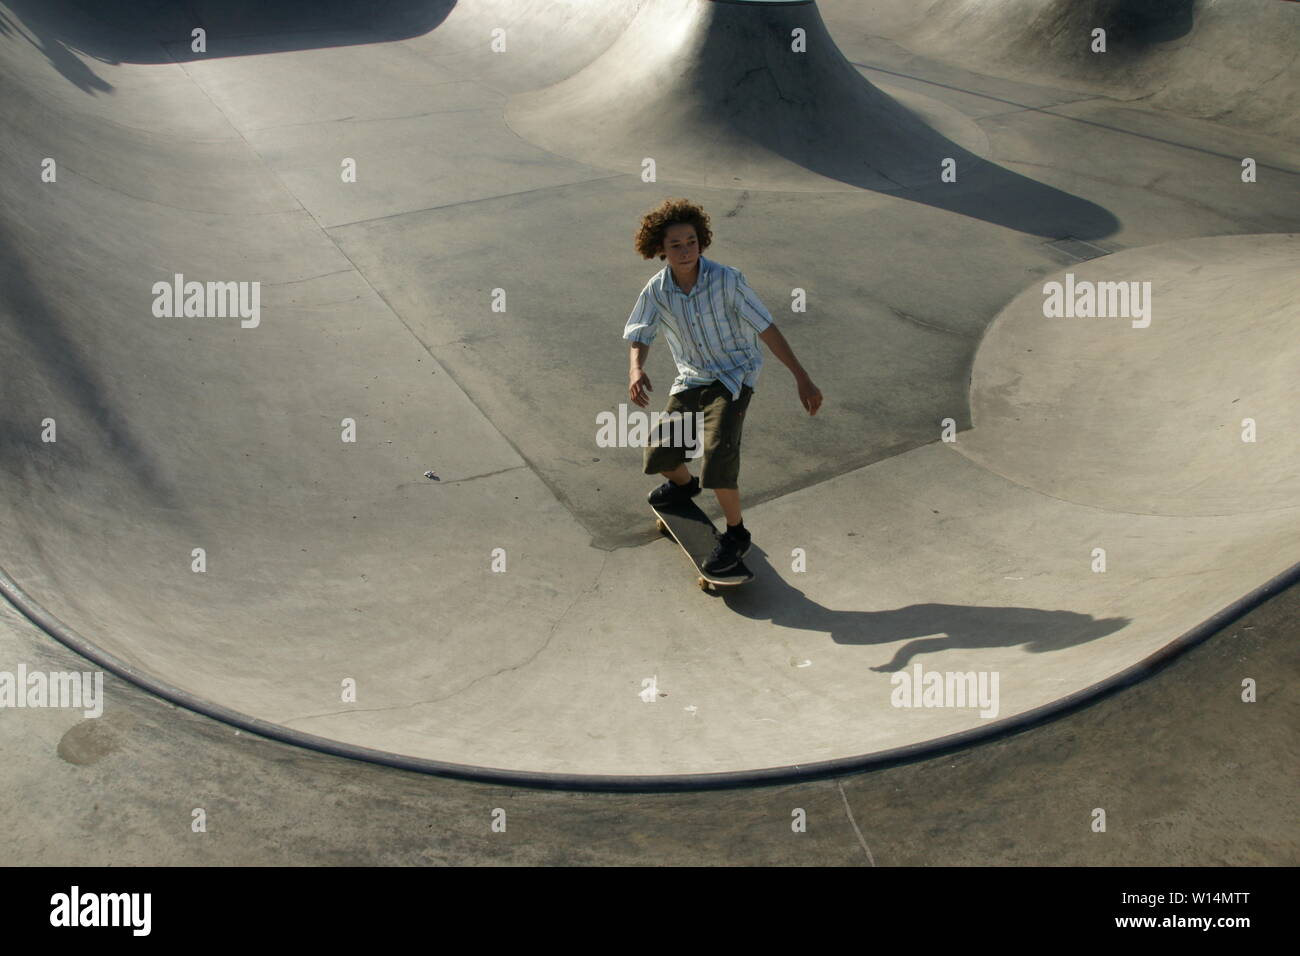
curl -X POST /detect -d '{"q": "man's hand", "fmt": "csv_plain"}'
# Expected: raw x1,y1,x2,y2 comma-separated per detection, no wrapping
796,374,823,416
629,369,653,407
759,325,821,415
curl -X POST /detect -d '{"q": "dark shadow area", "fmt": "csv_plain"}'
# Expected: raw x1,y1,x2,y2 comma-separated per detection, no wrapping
0,2,111,93
691,1,1120,238
1069,0,1195,48
0,0,454,86
852,61,1300,178
707,546,1130,669
6,0,1118,237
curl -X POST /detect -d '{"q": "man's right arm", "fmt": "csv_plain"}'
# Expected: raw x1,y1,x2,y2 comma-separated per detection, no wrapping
624,286,659,406
628,342,653,406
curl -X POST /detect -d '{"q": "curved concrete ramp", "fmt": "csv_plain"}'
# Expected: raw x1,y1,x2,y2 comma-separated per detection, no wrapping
875,0,1300,142
507,0,963,191
960,235,1300,516
506,0,1119,241
1,0,1297,786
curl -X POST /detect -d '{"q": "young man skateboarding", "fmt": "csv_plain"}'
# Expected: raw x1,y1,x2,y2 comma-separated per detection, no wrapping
624,198,823,574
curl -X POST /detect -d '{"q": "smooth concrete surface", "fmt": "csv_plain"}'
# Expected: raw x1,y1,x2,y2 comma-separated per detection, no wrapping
875,0,1300,143
505,0,1000,191
2,565,1295,862
961,235,1299,516
1,0,1297,784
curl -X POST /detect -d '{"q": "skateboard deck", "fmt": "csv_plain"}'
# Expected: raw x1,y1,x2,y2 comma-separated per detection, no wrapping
651,499,754,591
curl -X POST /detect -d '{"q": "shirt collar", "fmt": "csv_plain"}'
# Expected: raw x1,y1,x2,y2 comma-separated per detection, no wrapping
667,256,707,294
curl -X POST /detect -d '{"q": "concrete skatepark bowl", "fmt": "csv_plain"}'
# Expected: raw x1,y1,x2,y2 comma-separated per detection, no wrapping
1,0,1297,788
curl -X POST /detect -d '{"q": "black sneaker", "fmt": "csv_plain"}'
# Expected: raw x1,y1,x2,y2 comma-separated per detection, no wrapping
703,526,751,574
648,475,701,507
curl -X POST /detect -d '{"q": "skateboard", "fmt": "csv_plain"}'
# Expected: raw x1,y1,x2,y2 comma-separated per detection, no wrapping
651,499,754,591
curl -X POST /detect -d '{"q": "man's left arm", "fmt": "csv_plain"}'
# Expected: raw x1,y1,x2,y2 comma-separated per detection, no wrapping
758,324,808,381
759,324,823,416
735,271,823,415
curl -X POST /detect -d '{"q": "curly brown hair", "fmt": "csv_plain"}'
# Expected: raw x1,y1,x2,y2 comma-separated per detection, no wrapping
633,198,713,260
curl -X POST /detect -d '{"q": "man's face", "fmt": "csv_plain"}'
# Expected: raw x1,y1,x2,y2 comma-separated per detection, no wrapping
661,223,698,269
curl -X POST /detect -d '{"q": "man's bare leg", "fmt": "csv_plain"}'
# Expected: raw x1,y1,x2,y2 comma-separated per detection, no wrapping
661,463,692,485
713,487,742,527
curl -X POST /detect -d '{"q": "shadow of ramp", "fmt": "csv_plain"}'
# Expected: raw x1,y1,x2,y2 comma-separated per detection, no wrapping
0,0,456,77
507,0,1119,237
899,156,1119,240
1096,0,1196,45
903,0,1299,142
990,0,1197,55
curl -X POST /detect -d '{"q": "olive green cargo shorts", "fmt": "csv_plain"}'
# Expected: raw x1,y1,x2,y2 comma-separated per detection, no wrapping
643,381,753,489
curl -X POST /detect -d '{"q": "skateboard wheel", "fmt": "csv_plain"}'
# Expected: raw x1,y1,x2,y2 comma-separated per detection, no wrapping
655,518,667,534
697,577,710,591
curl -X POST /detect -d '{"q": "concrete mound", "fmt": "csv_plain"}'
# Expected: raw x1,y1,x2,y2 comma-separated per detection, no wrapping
960,234,1300,516
506,0,969,191
889,0,1300,142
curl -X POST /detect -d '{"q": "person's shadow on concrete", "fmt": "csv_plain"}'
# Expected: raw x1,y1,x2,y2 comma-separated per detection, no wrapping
715,546,1130,671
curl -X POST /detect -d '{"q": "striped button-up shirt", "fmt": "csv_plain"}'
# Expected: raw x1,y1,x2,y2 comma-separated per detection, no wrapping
623,256,774,399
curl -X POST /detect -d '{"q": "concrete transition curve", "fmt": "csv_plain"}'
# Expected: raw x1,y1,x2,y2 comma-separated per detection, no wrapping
0,0,1297,788
507,0,976,191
